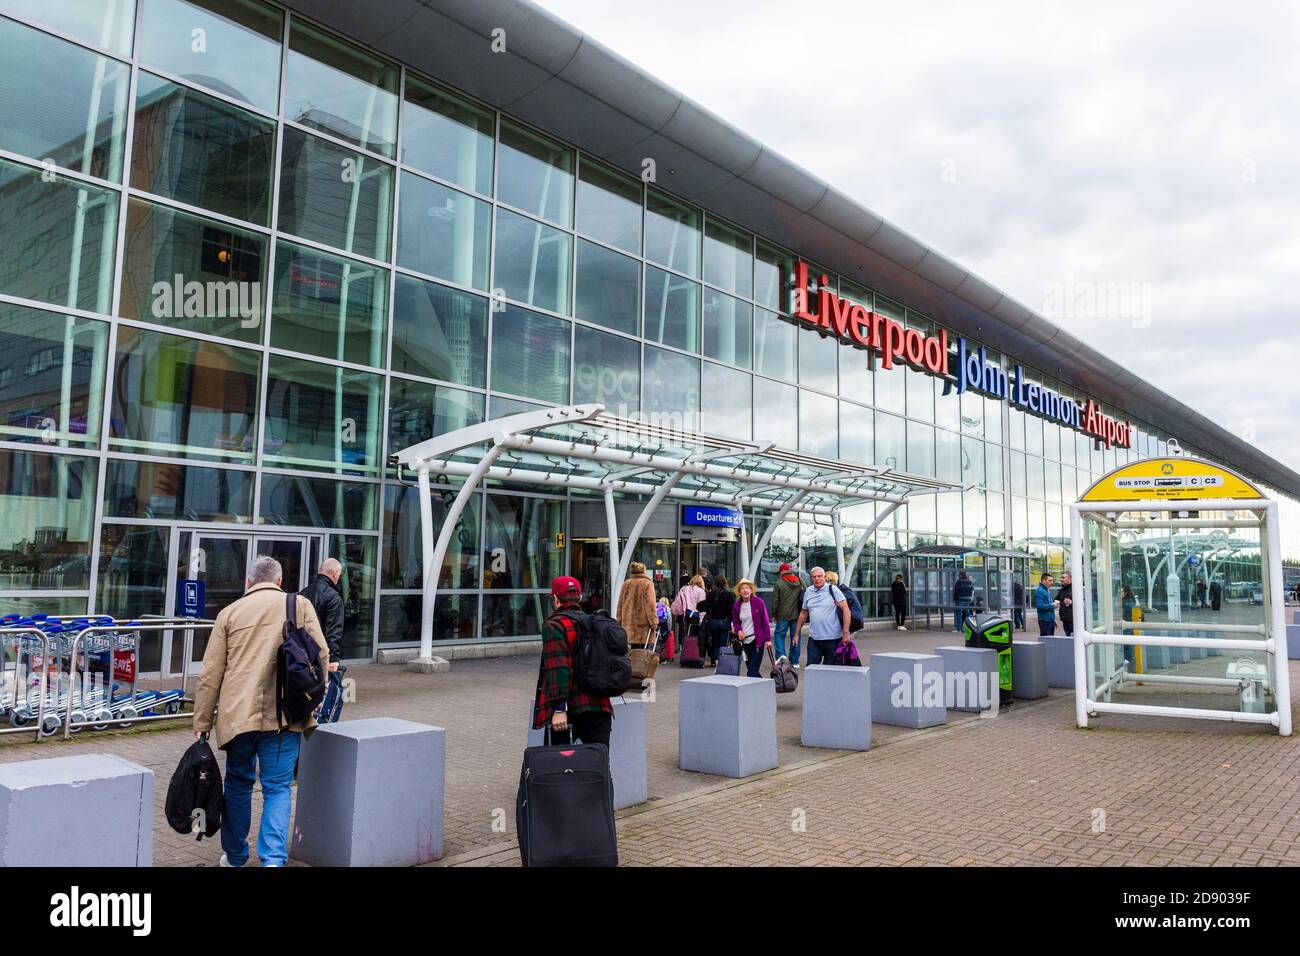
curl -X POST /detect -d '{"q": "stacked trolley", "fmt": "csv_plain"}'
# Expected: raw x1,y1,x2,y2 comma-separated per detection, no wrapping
0,613,211,742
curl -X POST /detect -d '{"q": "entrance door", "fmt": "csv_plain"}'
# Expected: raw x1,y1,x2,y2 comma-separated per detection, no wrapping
680,541,736,587
165,529,323,676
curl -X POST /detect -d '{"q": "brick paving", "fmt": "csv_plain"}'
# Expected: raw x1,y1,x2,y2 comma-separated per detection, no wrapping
2,623,1298,867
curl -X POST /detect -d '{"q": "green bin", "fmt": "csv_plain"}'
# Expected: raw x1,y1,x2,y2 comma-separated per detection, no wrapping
964,612,1013,704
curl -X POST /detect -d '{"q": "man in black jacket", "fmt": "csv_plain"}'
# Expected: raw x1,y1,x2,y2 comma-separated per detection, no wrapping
1056,572,1074,637
301,558,346,722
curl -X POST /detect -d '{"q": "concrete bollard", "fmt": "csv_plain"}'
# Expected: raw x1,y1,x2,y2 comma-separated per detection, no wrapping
0,754,153,866
801,665,871,750
1010,641,1049,700
1142,645,1169,670
526,699,648,809
1287,624,1300,660
867,652,946,728
292,717,445,867
679,675,777,778
936,646,998,712
1040,635,1075,687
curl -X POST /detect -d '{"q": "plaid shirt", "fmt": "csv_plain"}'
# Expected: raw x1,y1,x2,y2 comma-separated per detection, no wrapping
533,604,614,728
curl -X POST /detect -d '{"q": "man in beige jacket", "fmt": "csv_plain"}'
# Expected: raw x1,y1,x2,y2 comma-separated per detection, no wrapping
193,556,329,867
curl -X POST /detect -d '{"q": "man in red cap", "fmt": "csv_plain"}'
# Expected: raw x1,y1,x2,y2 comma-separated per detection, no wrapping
771,562,805,668
533,576,614,748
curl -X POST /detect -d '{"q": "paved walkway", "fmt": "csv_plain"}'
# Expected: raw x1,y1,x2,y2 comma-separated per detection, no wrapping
2,623,1297,867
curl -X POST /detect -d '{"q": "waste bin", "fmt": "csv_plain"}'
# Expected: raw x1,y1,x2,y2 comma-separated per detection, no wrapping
964,612,1014,704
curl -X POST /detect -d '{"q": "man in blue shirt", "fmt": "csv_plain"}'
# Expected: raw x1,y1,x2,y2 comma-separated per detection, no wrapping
1035,573,1058,636
792,566,851,666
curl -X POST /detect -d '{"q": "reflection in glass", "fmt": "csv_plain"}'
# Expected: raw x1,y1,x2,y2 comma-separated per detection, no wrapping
644,266,698,352
575,240,639,335
111,326,260,462
576,160,641,253
258,472,378,530
327,533,375,658
402,76,494,195
382,484,480,589
799,331,838,395
390,274,487,387
754,241,794,312
379,593,476,644
0,158,117,314
482,495,564,588
481,594,546,638
700,363,751,441
490,305,570,404
703,290,751,368
96,525,170,636
839,347,873,406
754,309,796,380
645,189,699,277
0,303,106,447
262,356,382,476
271,241,387,366
138,0,282,112
497,120,573,227
875,411,905,471
104,459,253,522
799,390,837,458
0,17,128,180
0,450,96,590
278,127,393,261
839,401,872,463
1,0,135,55
131,72,275,224
753,377,797,449
494,208,571,314
284,18,398,156
387,379,484,461
119,197,265,342
572,326,639,416
396,171,490,291
703,218,753,298
642,347,699,432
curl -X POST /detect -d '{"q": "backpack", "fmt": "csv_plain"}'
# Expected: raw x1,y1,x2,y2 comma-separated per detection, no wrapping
838,583,865,632
277,593,327,728
164,737,223,840
561,609,630,697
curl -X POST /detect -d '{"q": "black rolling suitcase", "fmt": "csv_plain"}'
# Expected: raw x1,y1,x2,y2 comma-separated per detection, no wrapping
516,729,618,867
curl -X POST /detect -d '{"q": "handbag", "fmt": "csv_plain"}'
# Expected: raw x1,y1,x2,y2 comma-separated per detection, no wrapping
766,641,799,693
829,639,862,666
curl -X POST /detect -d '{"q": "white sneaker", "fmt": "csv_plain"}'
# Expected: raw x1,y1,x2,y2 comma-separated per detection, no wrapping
219,853,235,868
899,626,908,631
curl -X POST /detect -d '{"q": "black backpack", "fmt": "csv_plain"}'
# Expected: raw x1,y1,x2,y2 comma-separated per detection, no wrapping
164,737,223,840
561,609,630,697
277,593,327,728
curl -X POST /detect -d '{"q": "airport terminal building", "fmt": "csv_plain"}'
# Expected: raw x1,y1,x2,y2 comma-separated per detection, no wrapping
1,0,1297,667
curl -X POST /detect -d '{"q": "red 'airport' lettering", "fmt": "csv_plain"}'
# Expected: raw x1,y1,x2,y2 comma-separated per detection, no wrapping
792,261,948,375
1084,400,1132,449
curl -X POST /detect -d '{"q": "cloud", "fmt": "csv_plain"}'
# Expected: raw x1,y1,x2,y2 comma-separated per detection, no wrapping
535,0,1300,475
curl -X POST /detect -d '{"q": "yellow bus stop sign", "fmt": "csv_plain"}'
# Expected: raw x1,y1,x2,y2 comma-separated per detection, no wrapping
1081,457,1265,503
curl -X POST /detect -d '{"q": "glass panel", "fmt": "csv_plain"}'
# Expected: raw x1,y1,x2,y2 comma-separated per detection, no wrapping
110,326,261,463
483,495,564,589
256,472,377,530
907,368,934,422
839,347,873,406
936,428,961,483
138,0,283,113
497,120,573,227
840,401,872,463
271,241,387,366
703,218,753,297
700,363,752,441
753,308,796,380
702,290,751,369
799,331,838,394
0,17,128,180
0,157,117,314
0,303,107,448
120,197,265,342
262,355,383,476
396,171,490,290
572,325,639,416
381,483,480,589
493,208,571,314
642,346,699,432
96,525,169,626
0,0,134,55
491,304,570,404
644,189,699,277
644,266,699,352
390,274,487,387
575,160,640,254
255,536,305,590
754,241,794,312
1,595,88,618
481,593,545,638
379,593,476,643
875,411,906,471
0,450,95,589
575,239,639,335
387,378,484,462
753,377,797,449
328,533,375,658
278,126,394,261
104,459,252,521
401,76,493,195
799,389,837,458
131,72,275,224
284,19,397,157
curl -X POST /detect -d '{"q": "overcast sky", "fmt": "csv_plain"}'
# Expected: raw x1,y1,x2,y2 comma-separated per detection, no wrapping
534,0,1299,474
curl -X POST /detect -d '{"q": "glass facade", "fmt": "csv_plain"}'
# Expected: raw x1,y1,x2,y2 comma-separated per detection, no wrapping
1,0,1296,653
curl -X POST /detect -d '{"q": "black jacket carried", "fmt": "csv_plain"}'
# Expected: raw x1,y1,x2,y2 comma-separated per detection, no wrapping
165,737,223,840
301,573,344,660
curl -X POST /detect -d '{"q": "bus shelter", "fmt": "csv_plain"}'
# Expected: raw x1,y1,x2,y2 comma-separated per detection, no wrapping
393,404,963,668
903,545,1032,630
1070,456,1292,735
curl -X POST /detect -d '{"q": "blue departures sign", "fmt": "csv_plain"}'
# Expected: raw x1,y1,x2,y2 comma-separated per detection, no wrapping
682,506,743,528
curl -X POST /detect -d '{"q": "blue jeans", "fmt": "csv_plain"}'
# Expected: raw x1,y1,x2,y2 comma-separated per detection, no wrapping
954,600,972,633
221,730,301,867
742,640,763,678
806,638,840,667
318,667,346,724
772,619,799,663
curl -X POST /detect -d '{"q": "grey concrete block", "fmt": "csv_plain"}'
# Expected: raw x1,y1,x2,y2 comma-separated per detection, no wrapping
936,646,998,712
1287,624,1300,660
679,675,777,778
1167,645,1191,665
0,754,153,866
1040,636,1075,687
801,665,872,750
868,652,946,729
404,656,450,673
609,697,647,808
292,717,444,866
1141,645,1169,670
1010,641,1048,700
